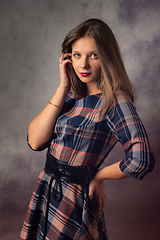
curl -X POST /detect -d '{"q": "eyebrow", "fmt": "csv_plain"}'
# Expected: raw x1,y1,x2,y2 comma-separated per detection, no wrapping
72,50,97,53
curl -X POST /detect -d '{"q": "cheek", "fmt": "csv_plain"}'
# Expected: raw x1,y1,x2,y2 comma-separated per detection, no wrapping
72,62,78,73
96,66,101,77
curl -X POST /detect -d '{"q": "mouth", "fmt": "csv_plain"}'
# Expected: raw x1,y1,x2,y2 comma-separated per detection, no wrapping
80,72,91,77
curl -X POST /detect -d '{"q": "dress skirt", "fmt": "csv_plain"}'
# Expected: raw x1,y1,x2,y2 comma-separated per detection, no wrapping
19,169,108,240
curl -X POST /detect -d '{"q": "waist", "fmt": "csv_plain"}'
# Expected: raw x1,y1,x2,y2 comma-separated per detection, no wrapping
44,151,98,185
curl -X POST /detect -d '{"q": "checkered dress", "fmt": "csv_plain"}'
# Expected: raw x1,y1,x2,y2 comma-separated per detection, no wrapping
19,90,155,240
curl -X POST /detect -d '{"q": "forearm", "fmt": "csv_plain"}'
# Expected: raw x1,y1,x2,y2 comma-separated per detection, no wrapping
28,85,69,150
95,161,129,181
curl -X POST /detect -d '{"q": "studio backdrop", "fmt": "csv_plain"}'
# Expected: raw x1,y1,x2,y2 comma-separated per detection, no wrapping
0,0,159,239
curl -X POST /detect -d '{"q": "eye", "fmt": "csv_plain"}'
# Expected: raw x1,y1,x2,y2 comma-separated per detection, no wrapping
73,53,81,58
90,53,98,59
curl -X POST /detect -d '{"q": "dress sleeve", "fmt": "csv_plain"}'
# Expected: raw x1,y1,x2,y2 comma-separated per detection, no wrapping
107,90,155,180
26,134,52,151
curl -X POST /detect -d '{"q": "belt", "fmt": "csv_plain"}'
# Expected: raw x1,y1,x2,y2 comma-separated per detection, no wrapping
43,151,98,240
44,151,98,200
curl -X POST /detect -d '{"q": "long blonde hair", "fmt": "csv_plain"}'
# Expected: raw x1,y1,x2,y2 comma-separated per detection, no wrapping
62,18,135,112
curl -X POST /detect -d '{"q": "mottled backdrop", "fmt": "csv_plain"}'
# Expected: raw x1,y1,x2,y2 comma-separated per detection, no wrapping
0,0,160,239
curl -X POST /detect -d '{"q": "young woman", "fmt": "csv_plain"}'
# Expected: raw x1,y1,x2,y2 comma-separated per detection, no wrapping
19,18,155,240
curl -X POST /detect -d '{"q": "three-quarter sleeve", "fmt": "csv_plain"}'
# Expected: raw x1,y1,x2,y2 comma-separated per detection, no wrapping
27,134,52,151
107,90,155,180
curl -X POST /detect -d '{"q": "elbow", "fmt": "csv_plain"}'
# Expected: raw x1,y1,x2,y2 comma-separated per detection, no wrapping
29,142,40,151
120,152,155,180
145,152,155,174
135,152,155,179
136,152,155,179
27,134,41,151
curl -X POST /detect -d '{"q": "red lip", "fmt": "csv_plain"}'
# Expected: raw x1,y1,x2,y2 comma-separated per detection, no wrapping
80,73,91,77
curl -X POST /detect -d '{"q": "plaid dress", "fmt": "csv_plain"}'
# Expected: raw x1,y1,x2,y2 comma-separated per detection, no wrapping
19,90,155,240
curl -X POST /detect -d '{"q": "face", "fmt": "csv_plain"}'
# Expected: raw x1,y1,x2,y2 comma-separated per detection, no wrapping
71,36,101,92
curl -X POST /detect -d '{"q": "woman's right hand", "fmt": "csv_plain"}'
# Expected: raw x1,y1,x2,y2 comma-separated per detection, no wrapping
28,53,72,150
59,53,72,89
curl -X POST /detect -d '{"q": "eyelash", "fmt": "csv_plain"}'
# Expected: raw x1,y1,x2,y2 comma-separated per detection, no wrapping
73,53,98,59
90,53,98,58
73,53,80,58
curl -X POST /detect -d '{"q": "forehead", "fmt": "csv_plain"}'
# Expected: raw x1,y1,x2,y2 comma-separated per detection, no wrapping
72,36,97,52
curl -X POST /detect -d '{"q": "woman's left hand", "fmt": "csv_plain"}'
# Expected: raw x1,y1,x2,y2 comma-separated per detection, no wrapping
88,177,107,214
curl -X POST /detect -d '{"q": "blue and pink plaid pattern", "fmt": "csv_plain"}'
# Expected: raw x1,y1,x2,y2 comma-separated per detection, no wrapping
19,90,155,239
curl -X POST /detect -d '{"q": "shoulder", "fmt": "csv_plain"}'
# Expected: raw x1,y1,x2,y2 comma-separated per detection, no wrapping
113,89,133,105
106,89,137,125
108,89,134,113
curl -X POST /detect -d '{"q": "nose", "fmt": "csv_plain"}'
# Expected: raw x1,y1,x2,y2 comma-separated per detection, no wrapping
81,57,90,69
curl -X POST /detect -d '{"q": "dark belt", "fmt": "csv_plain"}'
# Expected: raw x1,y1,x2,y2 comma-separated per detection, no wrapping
44,151,98,200
43,151,98,240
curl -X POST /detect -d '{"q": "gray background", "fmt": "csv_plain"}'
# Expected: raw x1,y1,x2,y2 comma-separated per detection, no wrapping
0,0,160,239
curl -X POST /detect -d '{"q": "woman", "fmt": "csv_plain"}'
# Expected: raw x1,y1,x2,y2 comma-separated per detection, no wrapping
19,18,155,240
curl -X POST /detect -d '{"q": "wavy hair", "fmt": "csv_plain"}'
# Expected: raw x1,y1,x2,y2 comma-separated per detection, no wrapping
62,18,135,113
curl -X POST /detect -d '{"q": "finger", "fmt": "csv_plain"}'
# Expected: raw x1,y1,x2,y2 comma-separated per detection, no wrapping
59,53,72,62
102,197,107,209
63,53,72,60
88,186,93,201
97,197,103,214
102,197,107,207
98,198,107,214
59,58,72,66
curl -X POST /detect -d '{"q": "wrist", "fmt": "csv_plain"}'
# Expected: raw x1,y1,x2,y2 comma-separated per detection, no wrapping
58,84,70,92
94,168,106,182
94,170,104,183
55,85,69,99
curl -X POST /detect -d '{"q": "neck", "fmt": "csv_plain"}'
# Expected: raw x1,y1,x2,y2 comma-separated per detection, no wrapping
86,84,101,96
